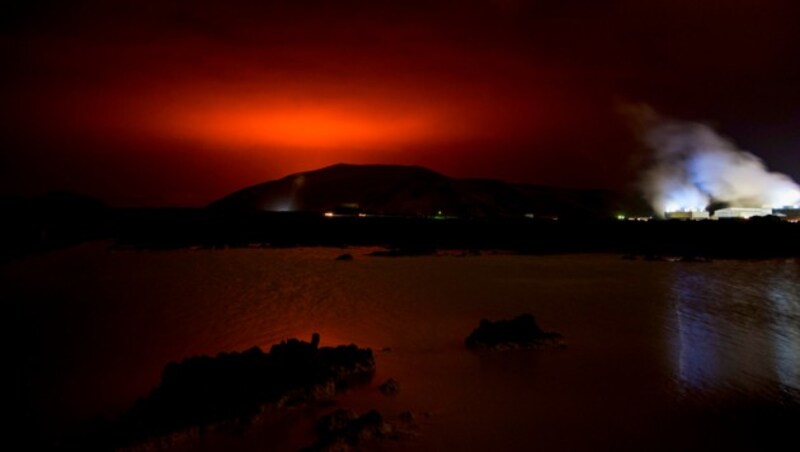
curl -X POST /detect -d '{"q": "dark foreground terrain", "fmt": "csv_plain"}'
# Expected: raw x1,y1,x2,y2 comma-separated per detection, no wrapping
3,203,799,262
60,335,376,450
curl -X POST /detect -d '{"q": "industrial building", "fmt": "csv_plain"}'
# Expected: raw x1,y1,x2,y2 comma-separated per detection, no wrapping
664,206,780,220
774,207,800,222
713,207,773,219
665,210,710,220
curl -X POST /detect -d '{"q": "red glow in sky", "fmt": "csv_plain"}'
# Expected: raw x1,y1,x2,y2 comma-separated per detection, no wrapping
150,79,561,154
171,105,434,150
1,0,798,205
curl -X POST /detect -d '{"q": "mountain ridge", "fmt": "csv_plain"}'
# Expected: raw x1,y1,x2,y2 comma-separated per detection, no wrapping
211,163,651,219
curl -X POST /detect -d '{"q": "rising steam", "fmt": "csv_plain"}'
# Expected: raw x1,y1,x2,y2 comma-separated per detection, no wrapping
638,113,800,215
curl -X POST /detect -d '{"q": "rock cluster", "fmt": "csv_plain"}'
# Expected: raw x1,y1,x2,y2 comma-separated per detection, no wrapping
308,408,420,451
86,334,375,450
465,314,564,350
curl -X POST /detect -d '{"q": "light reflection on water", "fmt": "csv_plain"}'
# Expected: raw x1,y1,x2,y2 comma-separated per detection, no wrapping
671,261,800,399
769,265,800,393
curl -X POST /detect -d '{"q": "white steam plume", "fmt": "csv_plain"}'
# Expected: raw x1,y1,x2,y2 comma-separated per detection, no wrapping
639,114,800,215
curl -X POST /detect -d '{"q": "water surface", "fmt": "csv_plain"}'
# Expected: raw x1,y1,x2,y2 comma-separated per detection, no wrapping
3,244,798,450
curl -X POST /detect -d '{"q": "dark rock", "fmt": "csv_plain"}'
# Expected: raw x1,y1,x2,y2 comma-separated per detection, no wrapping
378,378,401,396
316,409,359,438
335,253,354,261
465,314,564,350
309,409,388,451
77,335,375,450
398,411,415,422
367,246,437,257
392,410,424,439
308,407,427,451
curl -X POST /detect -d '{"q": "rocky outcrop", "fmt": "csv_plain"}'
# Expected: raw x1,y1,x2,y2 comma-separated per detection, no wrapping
79,334,375,450
378,378,400,396
465,314,564,350
308,408,419,451
312,409,387,451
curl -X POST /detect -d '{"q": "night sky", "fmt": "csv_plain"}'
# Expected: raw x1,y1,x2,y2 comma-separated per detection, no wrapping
2,0,799,206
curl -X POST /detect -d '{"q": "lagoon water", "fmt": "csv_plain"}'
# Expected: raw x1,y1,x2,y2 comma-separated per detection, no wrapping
4,243,798,450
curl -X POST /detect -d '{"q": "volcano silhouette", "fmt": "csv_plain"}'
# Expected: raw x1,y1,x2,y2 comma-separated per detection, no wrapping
211,163,649,219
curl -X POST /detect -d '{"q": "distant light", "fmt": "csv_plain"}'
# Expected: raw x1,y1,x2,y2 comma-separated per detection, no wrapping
616,214,626,221
271,201,292,212
324,211,335,218
357,213,367,218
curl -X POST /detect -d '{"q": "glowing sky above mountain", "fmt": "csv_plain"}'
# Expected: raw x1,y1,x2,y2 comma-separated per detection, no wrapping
1,0,799,205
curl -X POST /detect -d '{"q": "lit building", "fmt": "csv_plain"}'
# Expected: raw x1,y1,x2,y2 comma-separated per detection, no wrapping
773,207,800,222
713,207,773,219
665,210,710,220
